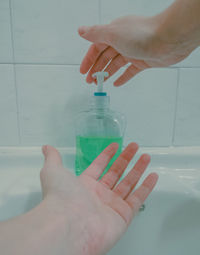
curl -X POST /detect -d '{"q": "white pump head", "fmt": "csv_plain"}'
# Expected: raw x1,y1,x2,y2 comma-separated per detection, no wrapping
93,72,109,93
91,71,110,109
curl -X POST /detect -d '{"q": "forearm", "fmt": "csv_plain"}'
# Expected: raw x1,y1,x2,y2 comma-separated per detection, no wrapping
156,0,200,51
0,199,71,255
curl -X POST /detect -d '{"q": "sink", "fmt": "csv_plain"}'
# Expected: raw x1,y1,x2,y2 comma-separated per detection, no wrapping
0,146,200,255
108,188,200,255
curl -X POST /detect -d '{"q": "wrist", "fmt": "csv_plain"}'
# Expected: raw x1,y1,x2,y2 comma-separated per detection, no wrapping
152,0,200,59
40,197,99,255
37,198,76,254
0,198,72,255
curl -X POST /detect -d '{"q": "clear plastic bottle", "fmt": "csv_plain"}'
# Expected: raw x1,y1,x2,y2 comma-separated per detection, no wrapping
75,72,126,176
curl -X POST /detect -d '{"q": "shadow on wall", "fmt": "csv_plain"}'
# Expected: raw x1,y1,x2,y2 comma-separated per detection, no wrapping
47,93,89,147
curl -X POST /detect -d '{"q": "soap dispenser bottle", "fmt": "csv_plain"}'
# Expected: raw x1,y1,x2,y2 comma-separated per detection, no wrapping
75,72,126,176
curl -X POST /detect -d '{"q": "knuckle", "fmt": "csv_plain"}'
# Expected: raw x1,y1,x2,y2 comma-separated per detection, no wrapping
123,178,132,187
101,177,112,188
128,66,138,75
90,25,99,33
119,57,127,66
111,58,121,69
104,24,118,43
40,167,46,179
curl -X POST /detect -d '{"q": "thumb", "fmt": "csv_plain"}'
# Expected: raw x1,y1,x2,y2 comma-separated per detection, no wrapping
42,145,63,168
78,24,110,44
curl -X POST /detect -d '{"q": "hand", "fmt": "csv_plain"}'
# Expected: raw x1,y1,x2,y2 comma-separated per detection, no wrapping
41,143,158,255
78,15,193,86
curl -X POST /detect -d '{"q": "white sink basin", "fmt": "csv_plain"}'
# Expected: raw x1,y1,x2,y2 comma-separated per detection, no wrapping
0,146,200,255
108,183,200,255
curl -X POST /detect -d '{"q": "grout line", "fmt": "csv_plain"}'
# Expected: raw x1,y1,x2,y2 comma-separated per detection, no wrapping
1,145,200,155
168,66,200,69
8,0,15,62
0,63,80,66
0,63,199,68
98,0,101,24
172,68,181,145
8,0,21,145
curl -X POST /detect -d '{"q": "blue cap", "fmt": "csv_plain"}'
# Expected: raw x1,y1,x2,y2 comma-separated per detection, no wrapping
94,92,107,96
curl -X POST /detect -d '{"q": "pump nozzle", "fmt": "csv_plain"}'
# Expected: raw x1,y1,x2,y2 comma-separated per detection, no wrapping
93,72,109,93
92,71,110,109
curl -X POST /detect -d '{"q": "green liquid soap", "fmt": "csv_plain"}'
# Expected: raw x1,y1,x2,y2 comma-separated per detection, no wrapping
75,136,123,176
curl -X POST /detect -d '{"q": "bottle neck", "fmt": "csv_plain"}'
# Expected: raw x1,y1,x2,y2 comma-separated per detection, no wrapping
90,95,110,111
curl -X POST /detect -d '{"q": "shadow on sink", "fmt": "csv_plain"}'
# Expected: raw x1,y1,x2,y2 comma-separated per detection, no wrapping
157,198,200,255
0,191,42,221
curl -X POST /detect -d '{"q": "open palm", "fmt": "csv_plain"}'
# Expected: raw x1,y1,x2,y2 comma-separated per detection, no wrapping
41,143,158,255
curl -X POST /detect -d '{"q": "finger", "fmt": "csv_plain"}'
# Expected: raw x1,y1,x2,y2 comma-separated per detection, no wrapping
99,143,139,189
42,145,63,168
126,173,158,215
87,47,119,83
80,43,108,75
78,24,110,44
104,55,128,82
114,154,151,199
129,59,150,70
114,64,142,87
82,143,119,180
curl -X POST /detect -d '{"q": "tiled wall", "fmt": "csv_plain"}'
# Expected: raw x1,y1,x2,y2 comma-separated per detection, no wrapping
0,0,200,147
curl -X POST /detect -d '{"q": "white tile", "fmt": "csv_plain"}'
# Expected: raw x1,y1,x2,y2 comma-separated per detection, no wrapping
0,65,19,145
105,68,178,146
101,0,174,23
11,0,99,64
16,65,94,147
174,69,200,146
16,66,178,147
177,47,200,68
0,0,13,62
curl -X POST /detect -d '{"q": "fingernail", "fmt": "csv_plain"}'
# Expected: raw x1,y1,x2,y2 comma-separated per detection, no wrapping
114,82,122,87
78,26,90,35
142,154,151,163
86,77,93,84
